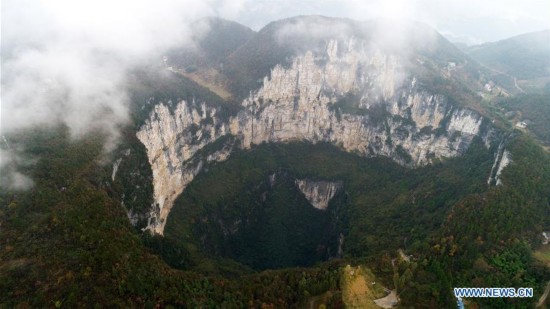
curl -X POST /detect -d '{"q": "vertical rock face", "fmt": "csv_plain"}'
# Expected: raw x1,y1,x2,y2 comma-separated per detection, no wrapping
487,139,512,186
111,158,122,182
136,101,230,234
494,151,512,186
229,39,486,166
137,38,495,234
295,179,343,210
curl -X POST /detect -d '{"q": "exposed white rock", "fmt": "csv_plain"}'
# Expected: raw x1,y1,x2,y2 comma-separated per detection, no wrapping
295,179,343,210
206,142,234,163
228,40,483,167
136,100,227,234
137,38,491,234
487,137,511,186
126,208,139,226
112,158,122,182
488,141,505,185
268,173,277,188
495,150,511,186
404,92,446,128
448,109,483,136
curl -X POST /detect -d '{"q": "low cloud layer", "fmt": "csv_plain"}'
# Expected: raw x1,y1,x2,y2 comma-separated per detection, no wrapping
234,0,550,44
274,15,438,69
1,0,216,141
275,16,353,43
2,0,547,190
0,0,226,189
0,145,34,191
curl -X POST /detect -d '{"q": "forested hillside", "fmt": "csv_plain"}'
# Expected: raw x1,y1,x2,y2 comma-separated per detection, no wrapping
467,30,550,80
2,15,550,308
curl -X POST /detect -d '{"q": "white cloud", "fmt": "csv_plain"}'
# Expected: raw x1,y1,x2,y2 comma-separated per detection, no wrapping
1,0,216,139
0,149,34,190
1,0,548,190
230,0,550,43
3,0,547,142
0,0,222,189
275,16,353,43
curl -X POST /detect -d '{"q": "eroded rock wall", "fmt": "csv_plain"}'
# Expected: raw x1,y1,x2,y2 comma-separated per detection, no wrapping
137,39,493,234
295,179,343,210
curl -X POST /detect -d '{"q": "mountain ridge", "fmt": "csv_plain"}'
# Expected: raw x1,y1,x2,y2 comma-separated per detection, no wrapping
466,29,550,81
139,16,510,234
2,15,549,308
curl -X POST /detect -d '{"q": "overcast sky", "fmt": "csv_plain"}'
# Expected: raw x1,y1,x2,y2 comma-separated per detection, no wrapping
221,0,550,44
2,0,549,139
1,0,549,189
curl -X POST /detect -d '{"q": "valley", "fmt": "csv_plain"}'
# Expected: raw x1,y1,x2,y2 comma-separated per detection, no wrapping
2,13,550,308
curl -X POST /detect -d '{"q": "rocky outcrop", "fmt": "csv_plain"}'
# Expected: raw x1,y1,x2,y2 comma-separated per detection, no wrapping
137,38,493,234
487,139,512,186
112,158,122,182
136,100,230,234
228,40,485,166
494,150,512,186
295,179,343,210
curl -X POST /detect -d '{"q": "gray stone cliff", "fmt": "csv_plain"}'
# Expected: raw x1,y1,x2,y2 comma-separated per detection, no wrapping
295,179,343,210
136,39,495,234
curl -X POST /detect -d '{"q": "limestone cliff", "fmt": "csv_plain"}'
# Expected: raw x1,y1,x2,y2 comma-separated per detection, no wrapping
136,100,230,233
295,179,343,210
228,41,485,166
137,38,497,234
495,151,512,186
487,138,512,186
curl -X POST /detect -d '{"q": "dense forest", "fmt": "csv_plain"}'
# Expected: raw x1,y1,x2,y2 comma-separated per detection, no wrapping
2,15,550,308
0,127,348,308
1,120,549,307
497,88,550,146
467,30,550,80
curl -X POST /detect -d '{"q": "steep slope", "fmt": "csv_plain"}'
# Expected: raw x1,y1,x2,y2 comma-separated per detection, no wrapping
136,16,508,234
166,17,255,69
224,16,508,100
3,15,550,308
223,15,355,97
467,30,550,81
163,140,492,269
164,17,256,100
0,128,346,308
130,19,550,307
497,89,550,146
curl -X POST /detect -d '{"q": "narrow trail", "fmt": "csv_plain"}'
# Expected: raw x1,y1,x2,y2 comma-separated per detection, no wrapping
536,281,550,308
513,77,526,94
474,61,525,94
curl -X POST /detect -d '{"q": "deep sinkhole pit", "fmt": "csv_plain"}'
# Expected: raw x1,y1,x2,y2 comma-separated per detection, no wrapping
149,139,493,271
